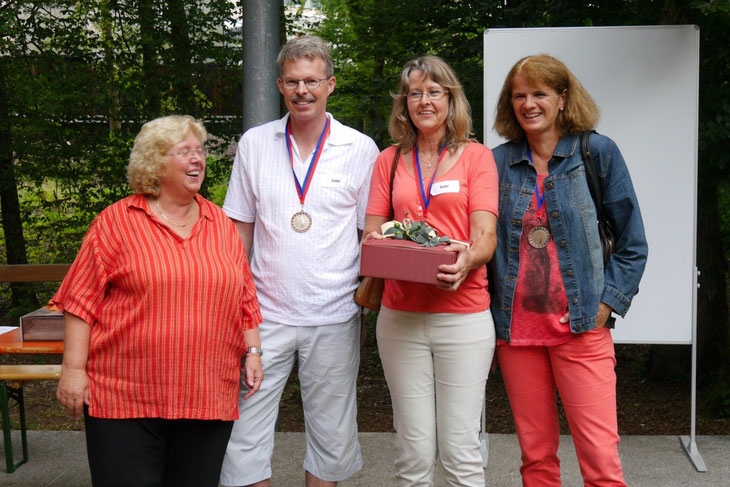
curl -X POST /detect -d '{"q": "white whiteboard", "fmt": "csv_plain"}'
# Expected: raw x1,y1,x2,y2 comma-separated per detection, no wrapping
483,26,699,344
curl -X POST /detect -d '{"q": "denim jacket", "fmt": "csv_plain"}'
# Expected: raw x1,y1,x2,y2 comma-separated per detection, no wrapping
491,133,648,341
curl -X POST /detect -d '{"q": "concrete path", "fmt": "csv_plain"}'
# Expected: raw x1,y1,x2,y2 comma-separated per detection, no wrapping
1,431,728,486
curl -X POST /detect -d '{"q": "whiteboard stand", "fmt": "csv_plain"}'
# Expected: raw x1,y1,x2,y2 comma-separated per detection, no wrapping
680,268,706,472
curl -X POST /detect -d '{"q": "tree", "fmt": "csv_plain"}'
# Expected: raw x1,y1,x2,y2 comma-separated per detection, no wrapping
0,0,245,313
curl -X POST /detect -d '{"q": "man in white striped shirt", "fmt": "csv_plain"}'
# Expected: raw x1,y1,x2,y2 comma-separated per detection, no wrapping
220,35,379,487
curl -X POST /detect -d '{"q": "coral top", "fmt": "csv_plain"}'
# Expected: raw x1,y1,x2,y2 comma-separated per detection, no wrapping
53,194,262,420
366,143,498,313
505,174,571,346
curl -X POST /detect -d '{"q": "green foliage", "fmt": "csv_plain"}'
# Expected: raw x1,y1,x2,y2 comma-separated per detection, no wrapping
383,216,451,247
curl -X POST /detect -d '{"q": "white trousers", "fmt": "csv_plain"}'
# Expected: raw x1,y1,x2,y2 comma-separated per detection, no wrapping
377,306,496,487
220,315,362,486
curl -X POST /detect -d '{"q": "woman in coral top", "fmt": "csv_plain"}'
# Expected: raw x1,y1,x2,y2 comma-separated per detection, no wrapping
54,115,263,487
363,56,498,487
491,55,648,486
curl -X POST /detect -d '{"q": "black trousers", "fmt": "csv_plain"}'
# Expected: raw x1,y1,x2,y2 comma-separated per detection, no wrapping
84,406,234,487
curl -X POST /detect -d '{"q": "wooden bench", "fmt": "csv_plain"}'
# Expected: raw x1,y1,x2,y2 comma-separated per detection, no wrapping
0,365,63,473
0,264,71,284
1,264,69,473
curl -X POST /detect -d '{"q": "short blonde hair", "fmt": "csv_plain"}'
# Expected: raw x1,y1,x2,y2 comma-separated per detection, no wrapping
494,54,599,141
389,56,473,152
127,115,207,196
277,35,334,78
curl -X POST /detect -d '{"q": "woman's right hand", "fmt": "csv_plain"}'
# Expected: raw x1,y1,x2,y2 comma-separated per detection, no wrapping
363,230,382,242
362,215,390,243
56,367,89,418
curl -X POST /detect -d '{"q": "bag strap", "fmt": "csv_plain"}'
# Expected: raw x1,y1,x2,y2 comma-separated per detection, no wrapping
580,130,608,223
388,147,401,219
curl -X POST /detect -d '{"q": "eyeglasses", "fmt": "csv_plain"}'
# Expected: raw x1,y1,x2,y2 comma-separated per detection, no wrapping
167,148,208,158
281,78,330,91
407,90,448,102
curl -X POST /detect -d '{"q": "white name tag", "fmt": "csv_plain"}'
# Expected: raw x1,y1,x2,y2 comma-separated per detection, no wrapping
430,180,460,196
321,175,347,188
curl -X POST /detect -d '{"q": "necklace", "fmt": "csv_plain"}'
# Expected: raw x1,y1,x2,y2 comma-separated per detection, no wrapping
155,199,188,228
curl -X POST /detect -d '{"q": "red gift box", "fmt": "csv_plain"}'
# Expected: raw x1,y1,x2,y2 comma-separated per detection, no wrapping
360,239,456,286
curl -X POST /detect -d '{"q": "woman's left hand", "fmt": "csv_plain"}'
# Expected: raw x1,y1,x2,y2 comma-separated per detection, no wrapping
243,354,263,400
559,302,613,328
435,211,497,292
436,242,473,291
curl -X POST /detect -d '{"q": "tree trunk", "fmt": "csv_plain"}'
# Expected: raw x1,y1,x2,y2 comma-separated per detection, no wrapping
0,59,35,306
138,0,160,118
166,0,195,113
100,0,121,132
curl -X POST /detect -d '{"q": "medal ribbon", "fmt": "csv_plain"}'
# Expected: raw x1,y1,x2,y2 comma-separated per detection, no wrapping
527,146,546,220
286,117,330,206
534,179,546,220
413,144,448,218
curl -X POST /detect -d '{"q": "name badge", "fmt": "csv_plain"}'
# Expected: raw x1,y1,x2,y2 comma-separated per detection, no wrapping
321,175,347,188
430,180,460,196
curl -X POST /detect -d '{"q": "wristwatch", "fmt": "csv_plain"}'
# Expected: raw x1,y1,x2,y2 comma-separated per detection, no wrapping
246,347,263,356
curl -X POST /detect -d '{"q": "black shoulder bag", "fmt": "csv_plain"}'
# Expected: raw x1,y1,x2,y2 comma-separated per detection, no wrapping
580,131,615,265
581,131,617,328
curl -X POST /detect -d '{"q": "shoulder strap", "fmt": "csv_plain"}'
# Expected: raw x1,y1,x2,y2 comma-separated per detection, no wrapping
388,147,401,219
580,131,607,222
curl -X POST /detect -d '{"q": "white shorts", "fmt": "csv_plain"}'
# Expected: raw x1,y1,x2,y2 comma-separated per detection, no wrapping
220,314,362,485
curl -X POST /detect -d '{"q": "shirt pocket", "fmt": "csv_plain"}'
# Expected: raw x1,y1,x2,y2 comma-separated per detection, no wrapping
564,166,593,210
498,181,525,220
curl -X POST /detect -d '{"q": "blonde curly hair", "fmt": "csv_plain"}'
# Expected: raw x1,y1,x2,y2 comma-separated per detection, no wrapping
127,115,207,196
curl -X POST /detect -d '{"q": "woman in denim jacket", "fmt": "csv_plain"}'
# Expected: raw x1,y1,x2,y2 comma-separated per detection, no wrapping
491,55,648,486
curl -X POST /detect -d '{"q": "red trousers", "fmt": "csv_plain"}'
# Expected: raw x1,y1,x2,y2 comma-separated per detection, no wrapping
497,327,626,487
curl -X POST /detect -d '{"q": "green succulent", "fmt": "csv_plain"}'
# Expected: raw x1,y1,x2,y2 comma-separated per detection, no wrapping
383,215,451,247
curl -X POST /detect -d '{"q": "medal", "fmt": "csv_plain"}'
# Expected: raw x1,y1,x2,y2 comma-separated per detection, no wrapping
528,226,551,248
526,151,552,249
291,208,312,233
286,117,330,233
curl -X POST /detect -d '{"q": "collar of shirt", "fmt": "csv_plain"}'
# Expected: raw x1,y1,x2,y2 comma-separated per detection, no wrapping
276,112,354,148
126,193,214,222
507,134,581,167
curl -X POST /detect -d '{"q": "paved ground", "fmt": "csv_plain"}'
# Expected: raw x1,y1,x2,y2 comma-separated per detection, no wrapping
1,431,728,486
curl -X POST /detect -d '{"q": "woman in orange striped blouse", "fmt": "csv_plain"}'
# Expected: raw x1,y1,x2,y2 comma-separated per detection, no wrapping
53,115,263,487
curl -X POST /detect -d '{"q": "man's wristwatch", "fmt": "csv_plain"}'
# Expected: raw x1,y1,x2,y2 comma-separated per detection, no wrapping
246,347,263,356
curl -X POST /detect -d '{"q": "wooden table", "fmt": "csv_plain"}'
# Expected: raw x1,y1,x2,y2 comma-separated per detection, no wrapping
0,328,63,355
0,328,63,472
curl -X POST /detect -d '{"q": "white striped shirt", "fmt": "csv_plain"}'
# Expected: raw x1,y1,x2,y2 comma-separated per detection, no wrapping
223,113,379,326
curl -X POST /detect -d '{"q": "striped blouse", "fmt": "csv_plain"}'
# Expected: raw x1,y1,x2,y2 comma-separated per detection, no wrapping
53,193,262,420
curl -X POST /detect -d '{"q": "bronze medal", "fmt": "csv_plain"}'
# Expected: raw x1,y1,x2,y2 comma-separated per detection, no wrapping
528,225,551,249
291,210,312,233
286,117,329,235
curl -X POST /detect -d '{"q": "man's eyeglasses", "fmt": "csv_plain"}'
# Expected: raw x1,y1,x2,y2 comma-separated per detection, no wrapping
407,90,448,102
167,148,208,158
281,78,330,91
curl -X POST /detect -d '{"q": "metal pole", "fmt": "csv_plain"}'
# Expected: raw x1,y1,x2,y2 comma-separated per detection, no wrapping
242,0,280,132
679,267,707,472
680,42,706,470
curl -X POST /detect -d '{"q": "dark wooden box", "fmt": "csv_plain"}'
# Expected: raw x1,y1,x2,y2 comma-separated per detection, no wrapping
20,307,65,342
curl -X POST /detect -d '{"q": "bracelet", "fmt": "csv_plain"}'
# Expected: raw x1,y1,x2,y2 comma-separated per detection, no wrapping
246,346,263,356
